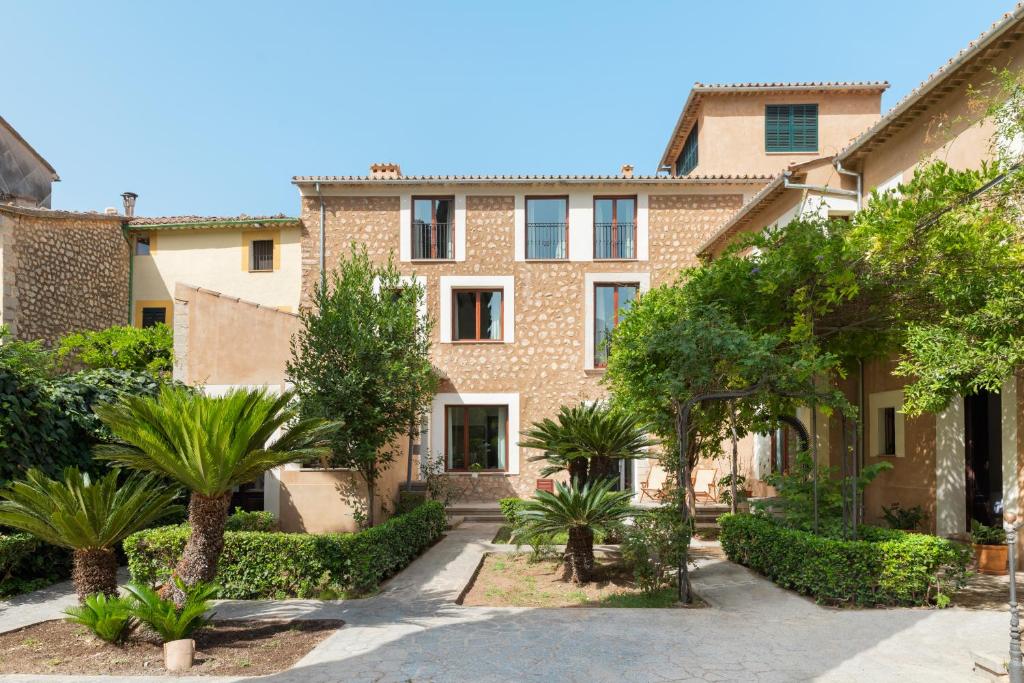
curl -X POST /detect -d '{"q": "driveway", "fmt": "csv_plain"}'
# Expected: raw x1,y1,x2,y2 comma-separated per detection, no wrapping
0,523,1010,682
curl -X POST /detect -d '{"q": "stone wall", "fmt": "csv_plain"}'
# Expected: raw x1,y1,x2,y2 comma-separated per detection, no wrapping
298,186,746,502
0,205,128,343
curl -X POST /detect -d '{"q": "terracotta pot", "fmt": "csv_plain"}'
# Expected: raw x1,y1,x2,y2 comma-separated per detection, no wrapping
975,543,1009,576
163,638,195,671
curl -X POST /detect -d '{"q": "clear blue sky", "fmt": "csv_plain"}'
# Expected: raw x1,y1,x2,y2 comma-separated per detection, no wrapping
4,0,1016,216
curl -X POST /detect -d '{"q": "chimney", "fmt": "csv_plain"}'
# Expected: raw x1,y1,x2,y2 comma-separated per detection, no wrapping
369,163,402,179
620,164,634,179
121,191,138,217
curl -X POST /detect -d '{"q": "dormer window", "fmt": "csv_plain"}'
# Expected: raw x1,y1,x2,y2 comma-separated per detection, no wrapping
675,126,698,175
766,104,818,152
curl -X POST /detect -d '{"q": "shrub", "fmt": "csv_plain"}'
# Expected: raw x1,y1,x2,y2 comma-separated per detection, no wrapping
57,324,173,375
622,506,690,594
499,497,524,527
63,593,135,644
0,533,71,597
719,513,969,606
970,519,1006,545
881,503,927,531
395,490,427,516
124,500,447,598
124,579,217,642
224,508,277,532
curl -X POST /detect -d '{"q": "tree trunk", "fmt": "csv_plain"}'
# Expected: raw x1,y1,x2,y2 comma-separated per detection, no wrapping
366,478,376,527
567,457,588,487
565,526,595,584
589,456,617,485
72,548,118,601
171,492,230,604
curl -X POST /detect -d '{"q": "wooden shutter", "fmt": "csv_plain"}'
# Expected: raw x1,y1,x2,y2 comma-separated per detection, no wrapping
766,104,818,152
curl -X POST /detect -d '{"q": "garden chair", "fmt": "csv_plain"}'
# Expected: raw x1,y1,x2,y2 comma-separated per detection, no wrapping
692,467,718,504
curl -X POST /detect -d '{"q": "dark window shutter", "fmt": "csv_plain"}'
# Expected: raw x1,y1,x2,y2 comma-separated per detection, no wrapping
676,125,699,175
766,104,818,152
250,239,274,271
141,307,166,328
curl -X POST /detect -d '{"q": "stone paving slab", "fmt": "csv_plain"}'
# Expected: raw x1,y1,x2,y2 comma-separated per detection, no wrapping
0,524,1013,682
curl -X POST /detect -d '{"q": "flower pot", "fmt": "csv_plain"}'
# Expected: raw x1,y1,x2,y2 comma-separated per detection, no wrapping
470,472,479,479
974,543,1009,576
163,638,195,671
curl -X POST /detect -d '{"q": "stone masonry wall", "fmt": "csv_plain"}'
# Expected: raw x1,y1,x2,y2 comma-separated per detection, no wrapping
0,206,129,343
299,189,744,501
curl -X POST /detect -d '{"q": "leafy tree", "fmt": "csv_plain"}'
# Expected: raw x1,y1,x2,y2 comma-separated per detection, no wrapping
288,245,438,526
94,386,331,602
520,402,655,486
0,467,181,600
57,324,173,375
513,479,633,584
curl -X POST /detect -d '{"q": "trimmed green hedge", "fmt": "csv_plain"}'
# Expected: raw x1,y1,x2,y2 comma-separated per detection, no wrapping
0,533,71,597
499,497,524,526
224,508,277,532
124,500,447,599
719,513,969,606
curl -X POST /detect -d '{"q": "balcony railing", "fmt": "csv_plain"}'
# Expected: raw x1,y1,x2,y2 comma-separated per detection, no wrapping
526,222,567,259
412,221,453,260
594,222,636,259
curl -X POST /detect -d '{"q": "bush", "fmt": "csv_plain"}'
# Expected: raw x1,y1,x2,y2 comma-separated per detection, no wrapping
63,593,135,644
57,324,173,375
224,508,277,532
499,497,524,527
124,579,216,642
622,506,691,593
719,513,969,606
395,490,427,516
124,501,447,598
0,533,71,597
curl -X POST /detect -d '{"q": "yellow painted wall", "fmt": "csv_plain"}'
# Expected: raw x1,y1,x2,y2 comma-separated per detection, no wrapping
132,226,302,324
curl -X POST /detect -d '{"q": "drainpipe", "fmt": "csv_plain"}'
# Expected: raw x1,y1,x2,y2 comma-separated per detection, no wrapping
782,170,859,197
124,224,134,325
833,158,862,211
316,182,326,289
856,358,865,527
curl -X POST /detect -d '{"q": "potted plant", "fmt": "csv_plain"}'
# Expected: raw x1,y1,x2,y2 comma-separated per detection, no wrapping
469,462,483,479
124,578,218,672
971,519,1008,575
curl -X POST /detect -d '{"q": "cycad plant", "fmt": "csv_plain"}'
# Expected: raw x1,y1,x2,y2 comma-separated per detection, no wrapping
94,386,331,601
124,578,218,642
520,402,655,486
513,479,634,583
63,593,135,644
0,467,181,601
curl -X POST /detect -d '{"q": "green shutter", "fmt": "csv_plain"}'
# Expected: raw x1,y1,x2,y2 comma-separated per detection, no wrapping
675,125,699,175
765,104,818,152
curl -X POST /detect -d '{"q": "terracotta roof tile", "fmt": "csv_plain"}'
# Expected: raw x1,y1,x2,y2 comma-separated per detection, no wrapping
292,173,771,184
127,214,299,228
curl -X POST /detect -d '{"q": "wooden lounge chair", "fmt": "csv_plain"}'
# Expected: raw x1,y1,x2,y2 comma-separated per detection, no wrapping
692,468,718,504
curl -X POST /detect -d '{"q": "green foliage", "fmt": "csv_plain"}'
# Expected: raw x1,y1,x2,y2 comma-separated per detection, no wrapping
94,385,332,498
881,503,927,531
224,508,277,532
0,467,182,551
513,480,633,545
57,324,173,375
717,474,748,506
622,505,691,593
720,513,969,606
124,501,447,598
970,519,1007,545
763,450,892,535
0,326,55,378
288,245,438,525
63,593,136,644
499,497,524,527
394,491,427,516
0,533,71,597
520,402,656,486
124,578,217,642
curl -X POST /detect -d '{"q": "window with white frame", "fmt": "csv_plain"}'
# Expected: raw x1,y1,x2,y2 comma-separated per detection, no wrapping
868,390,905,458
584,272,650,369
439,275,514,343
431,392,520,474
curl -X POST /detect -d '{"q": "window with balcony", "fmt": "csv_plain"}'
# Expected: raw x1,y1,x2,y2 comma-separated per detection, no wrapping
765,104,818,152
526,197,568,259
675,126,698,175
452,289,503,341
412,197,454,260
594,283,638,367
445,405,508,471
594,197,636,260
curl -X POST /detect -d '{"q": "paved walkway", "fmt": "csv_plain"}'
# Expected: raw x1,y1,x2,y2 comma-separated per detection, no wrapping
0,523,1013,682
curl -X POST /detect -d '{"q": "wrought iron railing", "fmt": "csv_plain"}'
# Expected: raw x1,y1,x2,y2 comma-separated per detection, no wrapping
594,222,636,259
412,222,453,260
526,222,567,259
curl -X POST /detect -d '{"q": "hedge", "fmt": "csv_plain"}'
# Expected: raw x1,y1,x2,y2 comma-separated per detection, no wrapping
719,513,969,606
499,497,524,526
124,500,447,599
0,533,71,597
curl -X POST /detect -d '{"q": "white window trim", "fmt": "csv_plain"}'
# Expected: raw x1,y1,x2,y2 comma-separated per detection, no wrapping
431,392,520,475
583,272,651,370
373,274,428,323
868,390,905,458
439,275,515,343
399,194,466,262
515,193,649,263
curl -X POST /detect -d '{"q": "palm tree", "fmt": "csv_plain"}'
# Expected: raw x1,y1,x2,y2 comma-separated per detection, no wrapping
0,467,181,601
513,479,634,583
94,386,331,600
520,402,655,487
